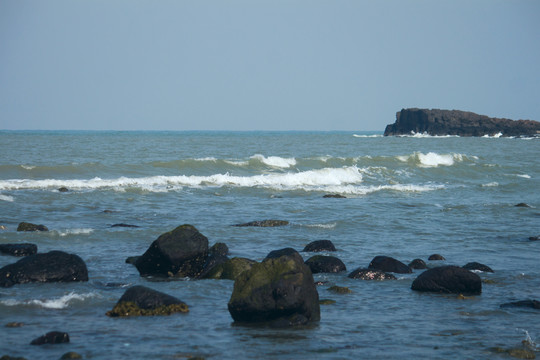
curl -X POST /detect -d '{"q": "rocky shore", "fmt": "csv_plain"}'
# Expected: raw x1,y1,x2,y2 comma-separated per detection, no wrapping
384,108,540,137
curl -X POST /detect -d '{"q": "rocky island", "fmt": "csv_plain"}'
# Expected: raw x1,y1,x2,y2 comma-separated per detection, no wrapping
384,108,540,137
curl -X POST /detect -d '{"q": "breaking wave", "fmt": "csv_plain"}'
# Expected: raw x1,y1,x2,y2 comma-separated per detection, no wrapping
397,152,470,167
1,292,100,309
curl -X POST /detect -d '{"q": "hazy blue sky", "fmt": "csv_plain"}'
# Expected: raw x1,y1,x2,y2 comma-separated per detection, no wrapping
1,1,539,131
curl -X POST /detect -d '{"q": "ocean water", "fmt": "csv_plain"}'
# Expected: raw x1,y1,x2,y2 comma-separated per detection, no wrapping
0,130,539,359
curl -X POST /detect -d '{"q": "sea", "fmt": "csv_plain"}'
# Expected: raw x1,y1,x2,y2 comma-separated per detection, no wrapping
0,130,539,359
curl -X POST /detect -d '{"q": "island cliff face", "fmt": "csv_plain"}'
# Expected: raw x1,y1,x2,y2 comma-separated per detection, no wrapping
384,108,540,137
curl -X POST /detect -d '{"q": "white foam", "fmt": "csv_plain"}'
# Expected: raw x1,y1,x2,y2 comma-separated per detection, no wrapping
399,132,459,138
482,132,503,138
482,182,499,187
20,165,36,170
517,174,531,179
1,292,100,309
302,223,337,229
0,194,14,202
250,154,297,168
57,228,94,237
353,134,383,138
398,152,465,167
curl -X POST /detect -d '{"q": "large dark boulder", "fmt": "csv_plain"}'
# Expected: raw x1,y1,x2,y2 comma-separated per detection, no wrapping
302,240,336,252
228,252,320,326
348,268,397,280
16,222,48,232
384,108,540,137
368,256,412,274
135,225,209,278
305,255,346,274
106,285,189,317
0,243,37,257
411,265,482,295
0,251,88,287
30,331,69,345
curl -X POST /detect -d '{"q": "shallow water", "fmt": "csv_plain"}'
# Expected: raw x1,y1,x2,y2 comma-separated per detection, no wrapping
0,131,539,359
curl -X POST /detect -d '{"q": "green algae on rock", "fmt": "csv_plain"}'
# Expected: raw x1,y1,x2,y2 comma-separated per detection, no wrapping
202,257,257,280
106,285,189,317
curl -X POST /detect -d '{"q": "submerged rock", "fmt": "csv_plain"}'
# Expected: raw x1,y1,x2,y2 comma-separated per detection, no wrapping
30,331,69,345
57,187,69,192
111,223,140,228
201,257,257,280
515,203,531,208
323,194,346,198
228,251,320,326
16,222,48,232
428,254,446,261
135,224,208,278
0,251,88,287
305,255,346,274
411,265,482,295
462,262,494,273
368,256,411,274
408,259,427,270
327,285,352,294
302,240,336,252
500,299,540,310
106,285,189,317
348,268,397,280
0,243,37,257
232,220,289,227
60,352,83,360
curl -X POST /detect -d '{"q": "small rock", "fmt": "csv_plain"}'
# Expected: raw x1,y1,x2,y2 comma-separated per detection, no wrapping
408,259,427,269
302,240,336,252
462,262,494,273
529,236,539,241
111,223,140,228
323,194,346,198
515,203,531,208
305,255,346,273
368,255,411,273
428,254,445,261
0,244,37,257
106,285,189,317
60,352,83,359
57,187,69,192
5,322,24,328
500,299,540,310
319,299,336,305
327,286,351,294
348,268,397,280
16,222,48,232
30,331,69,345
232,220,289,227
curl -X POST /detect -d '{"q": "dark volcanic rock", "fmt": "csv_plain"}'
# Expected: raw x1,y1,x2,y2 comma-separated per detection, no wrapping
0,251,88,287
302,240,336,252
411,265,482,295
0,243,37,257
30,331,70,345
368,256,412,274
135,224,208,278
348,268,397,280
384,108,540,137
462,262,494,273
305,255,346,274
500,299,540,310
106,285,189,317
428,254,446,261
16,222,48,232
228,252,320,325
408,258,427,270
233,220,289,227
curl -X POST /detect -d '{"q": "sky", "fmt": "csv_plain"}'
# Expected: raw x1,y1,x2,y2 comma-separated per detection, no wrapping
1,1,539,131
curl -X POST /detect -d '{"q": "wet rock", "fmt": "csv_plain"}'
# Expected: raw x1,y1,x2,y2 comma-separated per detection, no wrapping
302,240,336,252
491,347,537,359
515,203,531,208
327,285,351,294
0,251,88,287
368,255,412,273
428,254,445,261
323,194,346,198
57,187,69,192
125,256,140,265
30,331,69,345
462,262,494,273
411,265,482,295
111,223,140,228
348,268,397,280
209,242,229,257
60,352,83,360
319,299,336,305
0,243,37,257
500,299,540,310
197,253,229,279
5,322,24,328
305,255,346,274
201,257,257,280
228,251,320,325
232,220,289,227
106,285,189,317
529,236,539,241
408,258,427,270
135,224,209,278
16,222,48,232
265,247,301,260
0,356,27,360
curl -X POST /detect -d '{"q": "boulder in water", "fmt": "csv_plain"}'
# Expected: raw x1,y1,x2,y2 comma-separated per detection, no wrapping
106,285,189,317
302,240,336,252
0,251,88,287
500,299,540,310
368,255,412,273
30,331,69,345
232,220,289,227
462,262,494,273
428,254,445,261
408,258,427,270
0,243,37,257
411,265,482,295
201,257,257,280
16,222,48,232
348,268,397,280
305,255,346,274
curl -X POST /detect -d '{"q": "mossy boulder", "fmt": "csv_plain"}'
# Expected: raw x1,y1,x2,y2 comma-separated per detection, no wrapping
16,222,48,232
411,265,482,295
305,255,346,273
106,285,188,317
0,251,88,287
202,257,257,280
228,252,320,326
135,225,209,278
